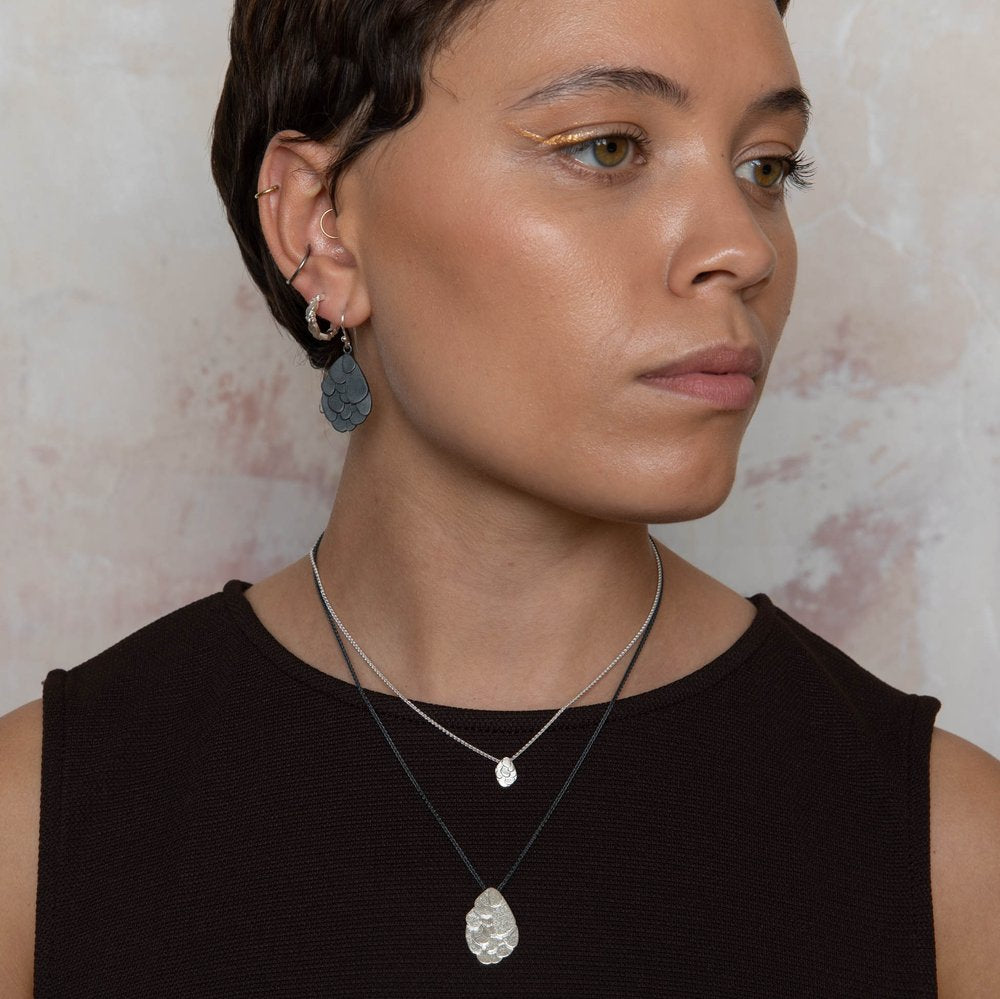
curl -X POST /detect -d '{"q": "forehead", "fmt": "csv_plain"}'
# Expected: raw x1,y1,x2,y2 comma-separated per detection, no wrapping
431,0,799,108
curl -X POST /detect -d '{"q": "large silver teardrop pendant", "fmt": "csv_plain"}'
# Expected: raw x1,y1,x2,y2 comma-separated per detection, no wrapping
495,757,517,788
465,887,519,964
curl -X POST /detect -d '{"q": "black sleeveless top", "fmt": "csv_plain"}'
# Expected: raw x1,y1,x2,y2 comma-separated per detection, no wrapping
34,585,941,997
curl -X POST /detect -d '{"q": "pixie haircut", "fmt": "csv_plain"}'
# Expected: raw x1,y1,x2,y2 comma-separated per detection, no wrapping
212,0,792,369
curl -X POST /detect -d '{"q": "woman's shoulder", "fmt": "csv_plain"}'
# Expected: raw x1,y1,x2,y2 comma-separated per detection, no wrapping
928,727,1000,997
0,698,41,998
0,581,249,996
759,593,943,744
729,575,1000,991
43,580,247,713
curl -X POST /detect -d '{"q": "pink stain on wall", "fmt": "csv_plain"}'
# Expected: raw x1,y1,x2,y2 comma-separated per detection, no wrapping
30,446,59,466
214,370,273,428
233,283,260,317
743,454,810,490
176,383,196,417
209,370,338,488
777,315,882,400
838,420,870,444
773,504,924,689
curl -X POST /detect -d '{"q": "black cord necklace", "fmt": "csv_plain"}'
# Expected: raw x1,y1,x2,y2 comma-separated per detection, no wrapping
309,535,665,965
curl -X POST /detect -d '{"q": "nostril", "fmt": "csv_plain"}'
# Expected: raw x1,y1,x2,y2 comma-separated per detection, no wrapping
692,272,711,284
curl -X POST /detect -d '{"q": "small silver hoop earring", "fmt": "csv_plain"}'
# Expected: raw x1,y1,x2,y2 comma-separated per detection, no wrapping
319,209,340,241
306,294,335,341
286,244,311,287
338,314,353,354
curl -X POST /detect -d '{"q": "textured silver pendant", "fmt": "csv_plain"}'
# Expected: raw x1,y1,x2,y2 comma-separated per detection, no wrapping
320,353,372,432
465,888,519,964
495,757,517,788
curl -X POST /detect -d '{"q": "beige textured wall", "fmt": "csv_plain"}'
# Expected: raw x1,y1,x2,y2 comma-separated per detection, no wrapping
2,2,997,755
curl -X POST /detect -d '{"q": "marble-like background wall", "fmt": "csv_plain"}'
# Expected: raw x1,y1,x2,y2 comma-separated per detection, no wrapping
2,1,998,755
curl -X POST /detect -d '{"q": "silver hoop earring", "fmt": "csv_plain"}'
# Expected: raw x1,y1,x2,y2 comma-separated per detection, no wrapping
320,313,372,432
305,294,334,341
286,244,311,287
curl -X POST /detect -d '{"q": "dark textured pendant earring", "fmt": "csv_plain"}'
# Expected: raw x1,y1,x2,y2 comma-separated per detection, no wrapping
321,336,372,431
306,297,372,433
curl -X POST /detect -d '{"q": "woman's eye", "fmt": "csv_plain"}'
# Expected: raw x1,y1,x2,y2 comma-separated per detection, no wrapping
557,131,648,175
734,155,813,194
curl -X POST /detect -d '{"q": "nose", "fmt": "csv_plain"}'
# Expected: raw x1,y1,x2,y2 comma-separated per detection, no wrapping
664,168,779,301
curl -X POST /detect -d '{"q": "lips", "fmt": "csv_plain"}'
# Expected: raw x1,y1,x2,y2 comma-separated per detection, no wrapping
641,344,764,380
639,344,764,411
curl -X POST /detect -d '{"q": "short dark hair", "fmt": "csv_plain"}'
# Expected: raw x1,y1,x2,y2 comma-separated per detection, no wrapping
211,0,792,369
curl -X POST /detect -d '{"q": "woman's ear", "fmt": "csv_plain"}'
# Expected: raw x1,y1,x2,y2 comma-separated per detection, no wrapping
255,132,371,329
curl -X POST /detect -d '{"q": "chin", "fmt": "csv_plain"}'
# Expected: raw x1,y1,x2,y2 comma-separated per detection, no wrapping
626,481,737,526
539,454,741,526
620,438,745,525
646,482,735,525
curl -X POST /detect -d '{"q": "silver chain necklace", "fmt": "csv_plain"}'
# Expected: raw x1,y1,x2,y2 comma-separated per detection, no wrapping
308,534,665,965
308,536,662,788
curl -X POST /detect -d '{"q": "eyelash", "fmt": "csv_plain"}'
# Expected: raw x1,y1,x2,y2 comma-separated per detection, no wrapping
555,129,816,197
771,149,817,193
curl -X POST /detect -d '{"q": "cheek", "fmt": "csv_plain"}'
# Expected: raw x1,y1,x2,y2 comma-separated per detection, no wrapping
769,215,798,314
358,157,626,453
784,227,798,306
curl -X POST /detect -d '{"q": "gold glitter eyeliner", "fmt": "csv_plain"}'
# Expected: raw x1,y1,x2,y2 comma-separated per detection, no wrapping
507,124,603,147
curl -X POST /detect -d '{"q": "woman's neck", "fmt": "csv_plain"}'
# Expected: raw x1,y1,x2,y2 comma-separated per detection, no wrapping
245,430,756,711
312,441,660,709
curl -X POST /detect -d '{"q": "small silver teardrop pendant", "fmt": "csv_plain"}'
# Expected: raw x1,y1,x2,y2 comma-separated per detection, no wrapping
495,757,517,788
465,887,519,964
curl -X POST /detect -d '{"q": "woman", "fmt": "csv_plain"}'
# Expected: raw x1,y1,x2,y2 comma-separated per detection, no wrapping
2,0,999,994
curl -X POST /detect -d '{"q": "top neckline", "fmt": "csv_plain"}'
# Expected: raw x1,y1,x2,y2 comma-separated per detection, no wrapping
220,580,778,733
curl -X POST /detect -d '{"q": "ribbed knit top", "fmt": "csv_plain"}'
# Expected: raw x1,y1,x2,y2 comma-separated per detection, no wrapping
34,583,941,997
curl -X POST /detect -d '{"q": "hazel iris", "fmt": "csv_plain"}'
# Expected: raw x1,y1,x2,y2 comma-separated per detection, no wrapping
592,137,630,168
752,158,785,188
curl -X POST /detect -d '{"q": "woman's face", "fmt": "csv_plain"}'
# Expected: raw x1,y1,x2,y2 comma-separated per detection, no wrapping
342,0,808,523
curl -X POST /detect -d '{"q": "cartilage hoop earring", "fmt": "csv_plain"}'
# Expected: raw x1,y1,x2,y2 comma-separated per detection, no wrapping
286,244,311,287
319,209,341,241
320,312,372,432
254,184,280,200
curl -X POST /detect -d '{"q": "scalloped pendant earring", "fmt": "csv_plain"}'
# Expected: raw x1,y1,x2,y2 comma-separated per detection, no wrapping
306,295,372,432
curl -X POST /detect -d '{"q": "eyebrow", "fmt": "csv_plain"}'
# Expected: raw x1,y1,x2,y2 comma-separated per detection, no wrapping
507,65,693,112
506,64,811,132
